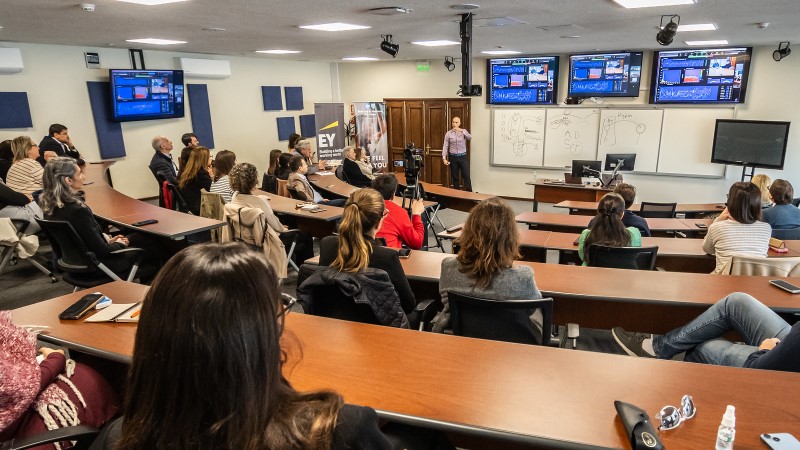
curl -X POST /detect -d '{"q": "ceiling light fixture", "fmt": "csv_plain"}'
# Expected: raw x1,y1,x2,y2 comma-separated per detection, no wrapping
380,34,399,57
299,23,371,32
256,49,302,54
657,14,680,46
116,0,188,5
343,57,379,61
444,56,455,71
481,50,521,55
411,40,460,47
126,38,186,45
676,23,716,32
613,0,694,8
368,7,413,15
685,39,728,46
773,42,791,61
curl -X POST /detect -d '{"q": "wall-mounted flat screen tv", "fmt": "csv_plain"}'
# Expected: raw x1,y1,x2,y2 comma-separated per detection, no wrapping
711,119,790,169
486,56,559,105
109,69,184,122
568,51,643,98
650,47,752,104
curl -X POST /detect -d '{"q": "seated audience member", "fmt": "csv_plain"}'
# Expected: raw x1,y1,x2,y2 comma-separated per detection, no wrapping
703,182,772,274
613,292,799,373
762,179,800,230
7,136,50,201
262,149,283,193
578,193,642,265
372,174,425,250
178,146,193,174
147,135,178,185
588,183,650,237
751,173,773,208
275,152,293,180
287,155,345,207
178,146,213,215
354,147,376,180
267,149,282,176
38,123,83,166
181,132,199,147
341,146,373,187
318,189,418,319
0,312,119,445
434,197,544,335
210,149,236,203
0,178,43,233
287,132,301,153
90,242,392,449
229,163,314,265
0,139,13,182
292,139,325,174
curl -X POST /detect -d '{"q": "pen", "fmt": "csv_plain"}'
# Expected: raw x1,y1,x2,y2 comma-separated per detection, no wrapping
131,310,141,318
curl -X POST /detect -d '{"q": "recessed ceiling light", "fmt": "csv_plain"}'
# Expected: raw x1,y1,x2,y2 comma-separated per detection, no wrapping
676,23,717,32
612,0,695,8
256,49,302,54
116,0,188,5
685,39,729,46
343,57,379,61
368,7,413,15
451,4,480,10
202,27,226,32
561,35,581,39
411,40,460,47
299,23,371,32
481,50,521,55
126,38,187,45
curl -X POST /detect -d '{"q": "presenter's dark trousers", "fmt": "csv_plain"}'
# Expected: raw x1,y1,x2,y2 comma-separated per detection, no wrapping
448,154,472,191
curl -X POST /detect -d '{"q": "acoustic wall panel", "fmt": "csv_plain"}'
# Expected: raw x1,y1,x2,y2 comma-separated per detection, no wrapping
187,84,216,149
299,114,316,137
284,86,304,110
262,86,282,111
0,92,33,128
86,82,126,159
277,117,296,141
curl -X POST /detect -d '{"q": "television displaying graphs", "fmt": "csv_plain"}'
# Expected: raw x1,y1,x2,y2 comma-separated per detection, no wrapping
568,51,643,98
109,69,185,122
650,47,752,104
487,56,559,105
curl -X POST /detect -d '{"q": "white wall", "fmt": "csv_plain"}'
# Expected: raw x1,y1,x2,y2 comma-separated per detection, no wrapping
339,46,800,203
0,42,334,199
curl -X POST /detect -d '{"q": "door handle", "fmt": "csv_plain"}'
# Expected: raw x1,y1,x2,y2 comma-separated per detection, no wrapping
425,145,431,155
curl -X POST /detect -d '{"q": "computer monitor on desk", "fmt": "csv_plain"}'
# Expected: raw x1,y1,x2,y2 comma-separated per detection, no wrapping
603,154,636,187
571,160,601,179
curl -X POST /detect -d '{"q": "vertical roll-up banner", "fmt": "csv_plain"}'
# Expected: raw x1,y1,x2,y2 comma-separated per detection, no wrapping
354,102,388,171
314,103,345,162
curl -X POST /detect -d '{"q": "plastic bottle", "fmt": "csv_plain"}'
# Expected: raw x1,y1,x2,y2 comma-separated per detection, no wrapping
532,169,538,182
715,405,736,450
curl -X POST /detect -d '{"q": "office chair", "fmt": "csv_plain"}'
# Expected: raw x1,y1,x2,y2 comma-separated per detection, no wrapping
771,227,800,240
287,187,308,202
0,218,57,283
261,173,278,194
36,219,146,291
223,204,294,276
165,182,193,214
334,164,345,181
725,255,800,277
200,190,225,242
276,179,290,198
638,202,677,218
792,198,800,208
587,245,659,270
447,291,554,346
1,425,99,450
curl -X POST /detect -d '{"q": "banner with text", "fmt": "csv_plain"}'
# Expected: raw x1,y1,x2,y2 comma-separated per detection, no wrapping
314,103,345,162
354,102,388,171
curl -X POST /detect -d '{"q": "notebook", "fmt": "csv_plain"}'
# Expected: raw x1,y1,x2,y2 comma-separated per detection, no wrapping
84,303,142,323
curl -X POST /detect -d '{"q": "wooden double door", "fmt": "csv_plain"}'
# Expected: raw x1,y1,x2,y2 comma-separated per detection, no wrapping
385,98,471,186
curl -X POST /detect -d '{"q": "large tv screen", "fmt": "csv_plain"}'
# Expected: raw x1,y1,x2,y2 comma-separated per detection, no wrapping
486,56,559,105
568,51,643,98
109,69,184,122
651,47,752,104
711,119,790,169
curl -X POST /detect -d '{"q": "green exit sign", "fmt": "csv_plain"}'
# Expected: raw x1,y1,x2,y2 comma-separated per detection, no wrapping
416,61,430,72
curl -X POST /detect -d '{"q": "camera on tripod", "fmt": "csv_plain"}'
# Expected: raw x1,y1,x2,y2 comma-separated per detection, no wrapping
401,143,425,201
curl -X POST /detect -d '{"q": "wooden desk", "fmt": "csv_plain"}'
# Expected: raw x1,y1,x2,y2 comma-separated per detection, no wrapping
554,200,726,218
515,211,709,237
393,173,495,212
12,281,800,450
308,173,357,199
83,163,225,239
528,181,612,207
253,190,343,238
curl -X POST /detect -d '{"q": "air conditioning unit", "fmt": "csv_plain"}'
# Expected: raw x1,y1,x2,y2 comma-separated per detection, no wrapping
0,48,24,74
179,58,231,79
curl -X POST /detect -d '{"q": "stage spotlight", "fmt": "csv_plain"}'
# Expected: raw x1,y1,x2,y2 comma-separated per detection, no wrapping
444,56,455,72
657,14,680,46
774,42,791,61
380,34,399,58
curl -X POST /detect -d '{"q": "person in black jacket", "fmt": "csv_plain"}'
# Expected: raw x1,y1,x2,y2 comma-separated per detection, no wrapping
147,135,178,185
37,124,84,166
340,146,373,187
177,146,212,215
0,140,13,182
0,178,42,233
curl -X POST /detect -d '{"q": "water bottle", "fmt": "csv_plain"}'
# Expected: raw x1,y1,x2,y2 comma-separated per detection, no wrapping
715,405,736,450
533,169,538,183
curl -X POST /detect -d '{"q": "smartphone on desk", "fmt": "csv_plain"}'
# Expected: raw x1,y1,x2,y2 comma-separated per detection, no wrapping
770,279,800,294
762,433,800,450
398,248,411,258
696,223,707,229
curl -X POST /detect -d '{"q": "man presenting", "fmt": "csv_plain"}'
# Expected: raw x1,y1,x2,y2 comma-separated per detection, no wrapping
442,116,471,191
38,124,84,166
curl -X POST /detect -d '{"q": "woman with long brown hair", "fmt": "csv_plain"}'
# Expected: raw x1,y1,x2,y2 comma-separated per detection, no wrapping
177,146,212,215
209,149,236,203
92,242,391,449
434,197,543,334
577,193,642,265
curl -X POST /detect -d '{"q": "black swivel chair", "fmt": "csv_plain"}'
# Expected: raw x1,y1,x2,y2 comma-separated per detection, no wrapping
287,187,307,201
0,219,57,283
165,182,193,214
1,425,99,450
772,228,800,240
792,198,800,208
334,164,345,181
261,173,278,194
447,292,554,346
638,202,677,218
587,244,659,270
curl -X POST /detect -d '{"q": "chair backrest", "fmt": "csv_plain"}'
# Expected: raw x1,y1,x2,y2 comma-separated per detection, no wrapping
166,182,191,214
448,291,553,346
772,228,800,240
297,264,384,326
587,244,659,270
287,187,306,201
638,202,677,218
223,204,266,249
335,164,345,181
35,218,97,272
727,254,800,277
792,198,800,207
261,173,277,194
200,190,225,242
277,179,290,198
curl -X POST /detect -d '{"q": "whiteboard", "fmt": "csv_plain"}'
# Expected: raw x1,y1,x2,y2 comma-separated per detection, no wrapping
490,109,547,167
657,108,733,177
542,108,600,168
598,109,664,173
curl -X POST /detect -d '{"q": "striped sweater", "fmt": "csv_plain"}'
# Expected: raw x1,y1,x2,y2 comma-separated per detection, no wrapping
5,159,43,201
702,219,772,274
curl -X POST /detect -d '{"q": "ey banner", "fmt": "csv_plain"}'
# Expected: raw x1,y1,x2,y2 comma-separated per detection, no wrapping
354,102,388,171
313,103,345,162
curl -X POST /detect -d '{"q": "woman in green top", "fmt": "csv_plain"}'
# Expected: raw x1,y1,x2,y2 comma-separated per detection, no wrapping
578,193,642,265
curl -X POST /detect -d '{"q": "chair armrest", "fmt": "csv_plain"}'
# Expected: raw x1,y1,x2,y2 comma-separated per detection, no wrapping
1,425,99,450
109,247,145,255
414,298,441,325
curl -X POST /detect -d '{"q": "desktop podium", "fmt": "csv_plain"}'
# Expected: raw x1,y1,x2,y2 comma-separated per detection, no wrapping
528,180,611,211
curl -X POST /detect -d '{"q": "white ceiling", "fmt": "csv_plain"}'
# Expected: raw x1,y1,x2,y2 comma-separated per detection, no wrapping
1,0,799,61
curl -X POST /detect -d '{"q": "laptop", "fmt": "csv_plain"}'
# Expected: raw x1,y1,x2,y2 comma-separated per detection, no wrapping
564,172,583,185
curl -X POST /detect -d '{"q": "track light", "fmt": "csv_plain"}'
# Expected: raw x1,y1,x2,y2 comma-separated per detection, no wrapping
444,56,455,72
380,34,399,58
774,42,791,61
657,14,680,46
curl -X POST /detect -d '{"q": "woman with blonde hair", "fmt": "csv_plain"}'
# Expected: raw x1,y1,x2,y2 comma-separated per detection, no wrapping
177,146,212,215
434,197,543,334
751,173,773,208
6,136,51,200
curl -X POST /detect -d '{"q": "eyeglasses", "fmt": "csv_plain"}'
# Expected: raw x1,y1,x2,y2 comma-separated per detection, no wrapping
278,294,297,318
655,395,696,431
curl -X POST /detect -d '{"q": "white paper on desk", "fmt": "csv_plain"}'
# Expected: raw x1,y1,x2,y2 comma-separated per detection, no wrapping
317,171,334,175
85,303,140,322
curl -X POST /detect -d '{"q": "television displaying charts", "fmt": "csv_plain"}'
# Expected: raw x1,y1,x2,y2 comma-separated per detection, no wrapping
486,56,559,105
650,47,752,104
568,51,643,98
109,69,185,122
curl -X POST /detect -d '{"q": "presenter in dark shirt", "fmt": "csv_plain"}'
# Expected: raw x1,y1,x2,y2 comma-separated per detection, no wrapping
38,123,83,166
442,116,472,191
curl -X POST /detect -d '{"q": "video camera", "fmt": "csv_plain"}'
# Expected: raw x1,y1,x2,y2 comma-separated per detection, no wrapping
402,143,425,201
